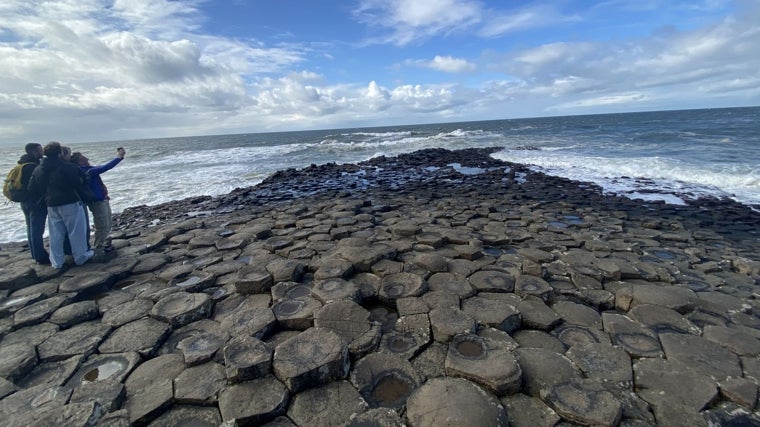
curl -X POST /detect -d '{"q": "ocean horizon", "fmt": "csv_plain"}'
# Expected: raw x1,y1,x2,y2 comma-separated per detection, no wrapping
2,106,758,244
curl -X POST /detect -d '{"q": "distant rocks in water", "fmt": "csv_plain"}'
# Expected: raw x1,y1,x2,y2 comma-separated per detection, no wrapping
1,147,759,426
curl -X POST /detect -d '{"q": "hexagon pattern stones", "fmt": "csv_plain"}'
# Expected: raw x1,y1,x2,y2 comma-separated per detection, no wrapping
0,148,759,426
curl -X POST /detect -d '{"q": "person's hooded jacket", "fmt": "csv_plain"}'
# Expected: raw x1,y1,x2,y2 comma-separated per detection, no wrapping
16,153,41,202
28,155,87,207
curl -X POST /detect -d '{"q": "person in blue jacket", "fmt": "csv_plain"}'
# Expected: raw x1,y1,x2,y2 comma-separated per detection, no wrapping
70,147,125,252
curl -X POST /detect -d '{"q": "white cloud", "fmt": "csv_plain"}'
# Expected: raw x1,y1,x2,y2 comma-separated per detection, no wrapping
0,0,758,145
405,55,476,73
354,0,482,45
478,5,580,37
427,56,476,73
0,0,306,142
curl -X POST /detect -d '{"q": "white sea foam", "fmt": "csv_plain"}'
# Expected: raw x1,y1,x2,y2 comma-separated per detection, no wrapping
1,107,757,244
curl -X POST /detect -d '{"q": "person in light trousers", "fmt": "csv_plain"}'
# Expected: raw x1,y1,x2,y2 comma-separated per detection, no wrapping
71,147,125,252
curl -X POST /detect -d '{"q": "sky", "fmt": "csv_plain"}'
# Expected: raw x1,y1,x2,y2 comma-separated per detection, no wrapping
1,0,759,146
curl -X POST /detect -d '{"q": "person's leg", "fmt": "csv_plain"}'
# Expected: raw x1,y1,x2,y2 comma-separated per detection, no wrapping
88,200,112,250
20,202,33,259
60,202,93,265
29,202,49,263
47,206,66,269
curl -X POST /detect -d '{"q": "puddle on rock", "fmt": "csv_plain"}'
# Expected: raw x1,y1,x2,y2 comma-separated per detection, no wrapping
203,287,228,300
371,372,413,408
174,276,202,288
383,284,404,298
387,333,416,353
652,250,676,260
82,359,125,384
367,304,399,333
455,338,486,359
481,247,503,257
274,299,304,317
548,221,568,229
563,215,585,225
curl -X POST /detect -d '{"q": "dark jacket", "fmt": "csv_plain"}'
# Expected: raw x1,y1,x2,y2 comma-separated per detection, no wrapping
29,156,87,207
16,154,40,201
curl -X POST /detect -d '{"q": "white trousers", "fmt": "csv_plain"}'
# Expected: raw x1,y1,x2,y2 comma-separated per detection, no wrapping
48,202,93,269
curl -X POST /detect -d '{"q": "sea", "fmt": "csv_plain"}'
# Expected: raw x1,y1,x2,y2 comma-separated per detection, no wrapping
1,106,758,244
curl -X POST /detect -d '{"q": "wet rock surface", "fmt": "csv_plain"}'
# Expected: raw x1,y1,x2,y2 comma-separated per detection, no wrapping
1,147,760,425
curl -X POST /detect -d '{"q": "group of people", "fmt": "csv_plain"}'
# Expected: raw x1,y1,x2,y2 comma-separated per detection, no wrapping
16,141,125,269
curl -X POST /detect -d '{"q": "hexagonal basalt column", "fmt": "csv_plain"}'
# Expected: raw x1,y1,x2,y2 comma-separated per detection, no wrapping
272,296,322,330
378,273,427,303
350,352,423,410
99,317,172,357
287,380,369,426
406,377,508,427
218,375,290,425
223,335,273,383
311,278,360,303
176,331,228,366
0,342,38,382
37,321,111,362
272,327,349,393
314,300,381,359
445,333,522,395
150,292,213,327
59,271,115,295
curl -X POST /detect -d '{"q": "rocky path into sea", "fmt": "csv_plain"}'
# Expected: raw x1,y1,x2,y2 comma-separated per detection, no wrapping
1,148,760,426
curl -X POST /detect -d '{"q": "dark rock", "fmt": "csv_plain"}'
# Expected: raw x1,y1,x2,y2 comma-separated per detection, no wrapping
378,273,427,302
37,321,111,362
150,291,213,327
272,296,322,330
350,352,423,409
287,380,369,426
405,377,508,426
173,361,226,404
0,342,38,382
176,331,227,366
18,355,82,389
101,298,154,327
223,334,273,383
99,317,172,357
272,327,349,393
540,378,623,427
147,405,222,427
445,333,521,395
314,300,381,358
428,306,477,342
500,393,560,427
218,375,289,425
47,300,100,328
69,378,125,412
515,347,582,397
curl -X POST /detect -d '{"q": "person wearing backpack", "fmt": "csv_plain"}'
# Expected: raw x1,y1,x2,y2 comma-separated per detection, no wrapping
71,147,125,253
10,143,50,264
28,141,93,269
